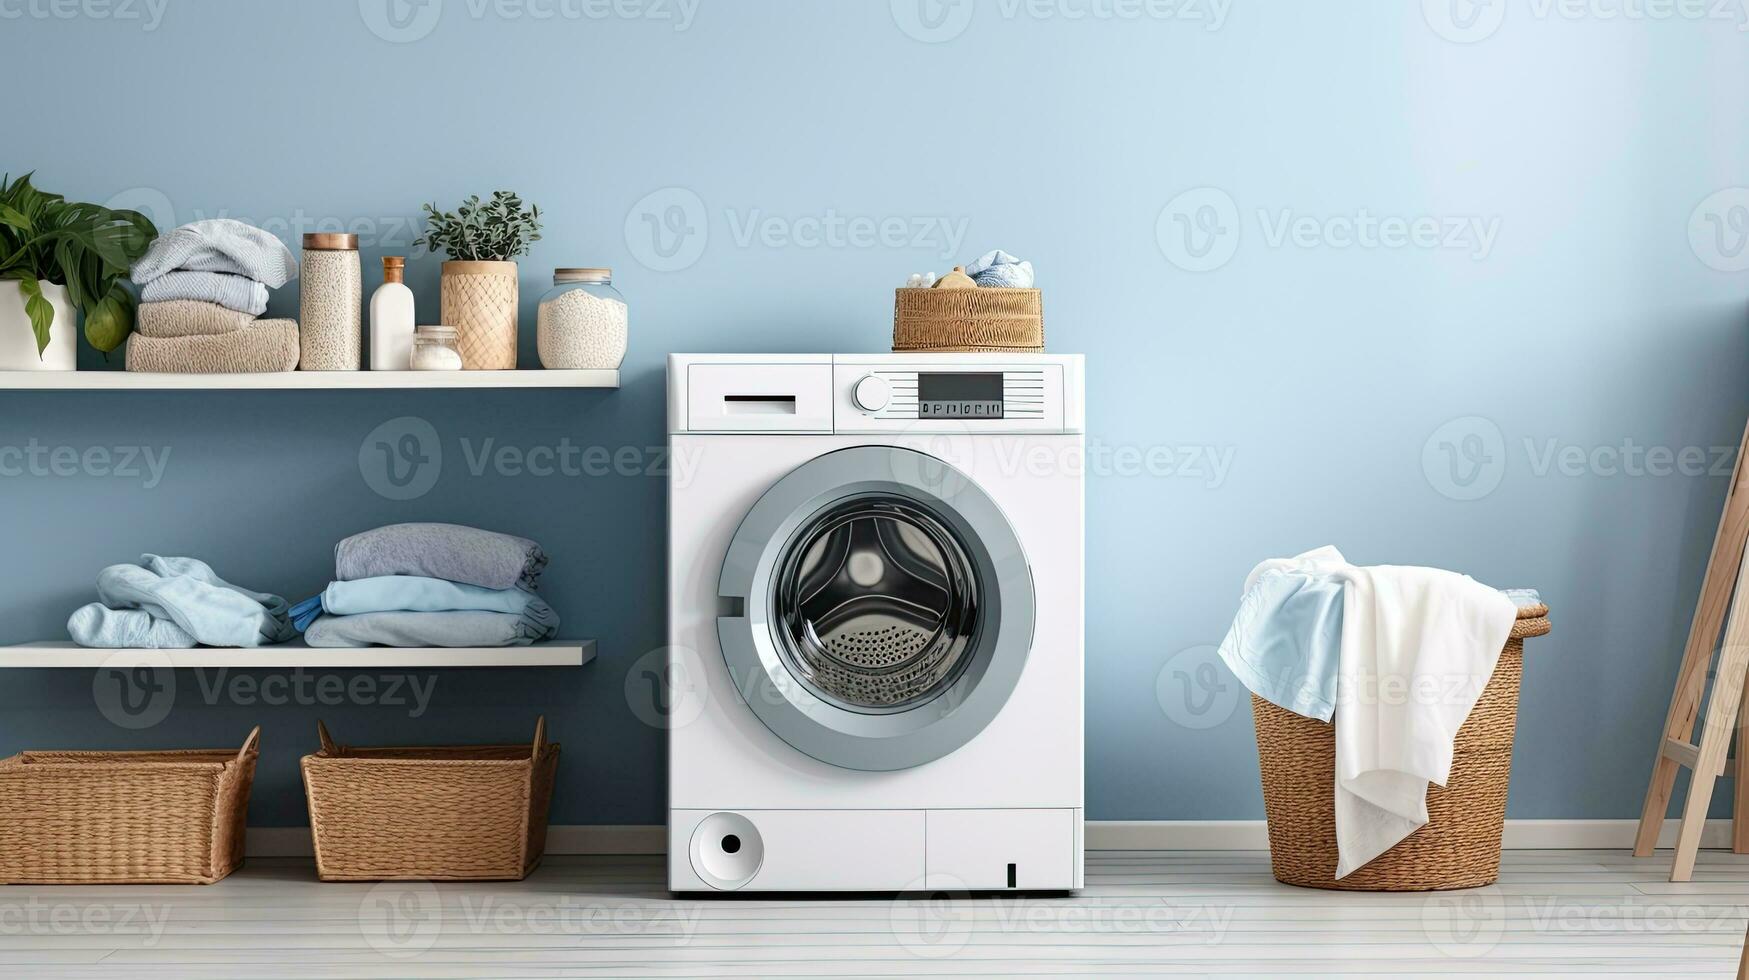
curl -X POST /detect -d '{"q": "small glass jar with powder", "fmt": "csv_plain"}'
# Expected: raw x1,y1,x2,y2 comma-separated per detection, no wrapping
536,268,627,370
299,233,361,370
410,325,463,371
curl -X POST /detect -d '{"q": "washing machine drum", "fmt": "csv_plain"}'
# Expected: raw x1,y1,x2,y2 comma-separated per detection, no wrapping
718,446,1035,772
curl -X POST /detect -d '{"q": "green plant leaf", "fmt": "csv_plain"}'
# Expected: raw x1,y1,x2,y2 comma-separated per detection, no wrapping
16,275,55,356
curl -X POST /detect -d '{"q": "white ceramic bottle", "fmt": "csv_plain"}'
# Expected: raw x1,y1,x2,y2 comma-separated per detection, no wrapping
369,256,415,370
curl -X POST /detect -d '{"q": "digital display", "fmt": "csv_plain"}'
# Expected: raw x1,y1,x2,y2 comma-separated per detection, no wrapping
918,373,1004,419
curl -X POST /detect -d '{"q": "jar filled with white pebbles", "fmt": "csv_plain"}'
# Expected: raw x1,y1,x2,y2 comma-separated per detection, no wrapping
537,268,627,370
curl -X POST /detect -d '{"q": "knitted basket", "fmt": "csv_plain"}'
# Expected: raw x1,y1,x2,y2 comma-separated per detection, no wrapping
893,287,1044,352
0,727,260,884
1252,603,1550,891
441,260,519,370
301,718,558,881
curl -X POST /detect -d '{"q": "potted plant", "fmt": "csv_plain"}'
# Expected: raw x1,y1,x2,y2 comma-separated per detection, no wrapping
414,191,542,370
0,173,156,371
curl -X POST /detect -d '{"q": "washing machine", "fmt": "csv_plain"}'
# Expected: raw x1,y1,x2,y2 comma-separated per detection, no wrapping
666,353,1084,893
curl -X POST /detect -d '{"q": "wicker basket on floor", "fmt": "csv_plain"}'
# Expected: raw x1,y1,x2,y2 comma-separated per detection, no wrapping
1253,603,1550,891
893,287,1044,352
301,717,558,882
0,727,260,885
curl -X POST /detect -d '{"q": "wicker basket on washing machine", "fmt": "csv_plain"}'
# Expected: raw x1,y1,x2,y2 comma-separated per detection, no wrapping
1251,601,1550,891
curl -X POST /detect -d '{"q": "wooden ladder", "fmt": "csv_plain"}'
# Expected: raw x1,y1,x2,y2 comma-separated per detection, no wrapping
1635,418,1749,881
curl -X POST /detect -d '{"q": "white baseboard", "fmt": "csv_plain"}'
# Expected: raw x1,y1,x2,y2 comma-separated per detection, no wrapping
244,819,1736,857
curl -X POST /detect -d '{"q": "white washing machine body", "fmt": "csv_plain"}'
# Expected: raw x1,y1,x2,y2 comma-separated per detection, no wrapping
666,354,1084,893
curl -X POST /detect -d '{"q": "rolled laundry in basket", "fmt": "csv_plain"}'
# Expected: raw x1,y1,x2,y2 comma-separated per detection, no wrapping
126,319,300,373
303,608,559,648
334,523,548,592
136,300,258,339
139,270,270,316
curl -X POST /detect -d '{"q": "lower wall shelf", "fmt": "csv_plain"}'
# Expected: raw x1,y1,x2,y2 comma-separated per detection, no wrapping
0,639,595,668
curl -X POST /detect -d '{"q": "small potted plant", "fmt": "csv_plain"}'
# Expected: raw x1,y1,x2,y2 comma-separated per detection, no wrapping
414,191,542,370
0,172,156,371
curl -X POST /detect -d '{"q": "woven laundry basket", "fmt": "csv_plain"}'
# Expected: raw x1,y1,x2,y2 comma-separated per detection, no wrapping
0,727,260,885
301,717,558,882
893,287,1044,352
1252,602,1550,891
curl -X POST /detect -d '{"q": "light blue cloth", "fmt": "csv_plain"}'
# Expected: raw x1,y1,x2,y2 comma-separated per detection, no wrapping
131,219,298,288
139,270,269,316
290,576,554,635
303,608,558,648
67,555,296,648
1218,571,1540,723
965,249,1035,288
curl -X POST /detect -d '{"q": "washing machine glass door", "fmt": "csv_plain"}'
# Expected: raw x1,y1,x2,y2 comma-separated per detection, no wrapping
717,446,1035,771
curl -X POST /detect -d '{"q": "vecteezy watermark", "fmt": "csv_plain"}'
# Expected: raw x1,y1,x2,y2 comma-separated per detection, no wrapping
1157,187,1502,272
0,441,171,489
624,646,711,731
623,186,971,272
359,0,699,42
890,0,1231,43
1690,188,1749,273
1156,644,1241,730
358,881,705,961
94,662,441,729
1424,0,1749,44
0,898,172,945
1422,415,1737,501
359,415,704,500
889,876,1233,958
101,188,421,251
1421,891,1739,959
0,0,168,30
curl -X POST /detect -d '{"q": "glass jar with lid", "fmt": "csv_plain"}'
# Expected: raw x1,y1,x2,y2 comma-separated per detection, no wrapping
410,325,462,371
536,268,627,370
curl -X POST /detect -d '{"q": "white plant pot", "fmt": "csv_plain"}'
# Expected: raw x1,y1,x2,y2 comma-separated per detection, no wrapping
0,281,76,371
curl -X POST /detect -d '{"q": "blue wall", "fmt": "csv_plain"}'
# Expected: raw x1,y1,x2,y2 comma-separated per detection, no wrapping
3,0,1747,827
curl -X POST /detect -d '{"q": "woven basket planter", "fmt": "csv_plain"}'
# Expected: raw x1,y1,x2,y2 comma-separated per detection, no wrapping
441,260,520,370
893,287,1044,352
0,727,260,885
301,718,558,882
1252,603,1550,891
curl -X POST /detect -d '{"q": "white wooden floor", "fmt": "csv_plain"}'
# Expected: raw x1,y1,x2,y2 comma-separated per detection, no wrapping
4,850,1747,977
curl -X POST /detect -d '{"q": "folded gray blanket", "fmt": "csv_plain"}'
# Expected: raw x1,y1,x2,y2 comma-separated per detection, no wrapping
68,555,296,648
140,270,269,316
335,523,547,591
303,608,558,648
131,218,298,288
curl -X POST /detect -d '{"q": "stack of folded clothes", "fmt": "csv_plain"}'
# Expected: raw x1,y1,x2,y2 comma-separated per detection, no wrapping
293,523,560,648
67,555,298,648
127,218,301,373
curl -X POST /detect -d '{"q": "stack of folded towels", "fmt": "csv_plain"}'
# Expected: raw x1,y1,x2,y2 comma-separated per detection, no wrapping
293,523,560,648
127,218,301,373
67,555,297,648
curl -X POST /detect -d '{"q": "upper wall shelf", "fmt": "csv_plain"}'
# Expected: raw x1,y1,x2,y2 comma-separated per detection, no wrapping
0,639,596,669
0,370,619,391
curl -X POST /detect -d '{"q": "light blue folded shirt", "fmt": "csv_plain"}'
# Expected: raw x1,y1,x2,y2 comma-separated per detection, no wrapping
1218,565,1540,723
68,555,296,648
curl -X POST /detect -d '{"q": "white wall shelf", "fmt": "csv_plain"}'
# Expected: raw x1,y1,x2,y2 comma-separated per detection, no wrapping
0,639,595,669
0,370,619,390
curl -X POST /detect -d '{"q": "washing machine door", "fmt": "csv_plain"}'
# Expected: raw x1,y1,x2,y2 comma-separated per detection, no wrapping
717,445,1035,771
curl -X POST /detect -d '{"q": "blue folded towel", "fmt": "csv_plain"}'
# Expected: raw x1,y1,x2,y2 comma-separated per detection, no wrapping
303,608,559,648
131,219,298,288
68,555,296,648
139,270,269,316
291,575,554,636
